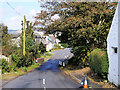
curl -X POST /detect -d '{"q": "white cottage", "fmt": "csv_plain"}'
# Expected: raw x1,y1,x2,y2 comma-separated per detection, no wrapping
107,2,120,86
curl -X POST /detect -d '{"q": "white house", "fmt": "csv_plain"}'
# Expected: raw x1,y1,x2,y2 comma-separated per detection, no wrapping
107,2,120,86
34,31,62,51
11,37,20,47
0,55,9,62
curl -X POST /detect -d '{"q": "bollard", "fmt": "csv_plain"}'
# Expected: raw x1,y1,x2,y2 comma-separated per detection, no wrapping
59,61,62,66
63,62,65,67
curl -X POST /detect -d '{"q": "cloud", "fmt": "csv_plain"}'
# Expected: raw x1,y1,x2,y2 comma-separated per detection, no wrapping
6,16,23,30
5,9,38,30
0,8,8,16
51,14,60,21
15,6,24,13
1,0,38,2
25,9,41,23
29,9,36,16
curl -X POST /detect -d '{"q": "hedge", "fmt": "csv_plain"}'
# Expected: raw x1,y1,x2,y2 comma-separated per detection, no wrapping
88,48,109,78
0,58,10,74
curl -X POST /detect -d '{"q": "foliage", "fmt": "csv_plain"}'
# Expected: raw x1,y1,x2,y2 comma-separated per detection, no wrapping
118,84,120,89
53,44,61,49
10,66,17,72
10,19,46,68
11,54,26,67
0,24,17,56
88,48,109,78
0,24,8,39
61,43,68,48
37,42,46,54
0,58,10,74
21,67,27,72
34,2,117,67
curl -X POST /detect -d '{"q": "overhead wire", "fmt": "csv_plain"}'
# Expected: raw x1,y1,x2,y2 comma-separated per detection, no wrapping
5,0,23,17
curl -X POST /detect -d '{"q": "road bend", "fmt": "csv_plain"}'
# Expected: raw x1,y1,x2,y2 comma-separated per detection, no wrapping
3,48,80,88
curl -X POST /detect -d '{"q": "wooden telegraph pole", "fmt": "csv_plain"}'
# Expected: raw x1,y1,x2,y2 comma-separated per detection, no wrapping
23,15,26,56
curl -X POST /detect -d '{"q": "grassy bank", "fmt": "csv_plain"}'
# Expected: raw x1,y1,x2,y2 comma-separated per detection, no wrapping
60,65,117,88
1,52,53,81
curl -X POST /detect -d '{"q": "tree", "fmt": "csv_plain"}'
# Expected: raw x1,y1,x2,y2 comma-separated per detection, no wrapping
0,24,15,56
34,2,117,67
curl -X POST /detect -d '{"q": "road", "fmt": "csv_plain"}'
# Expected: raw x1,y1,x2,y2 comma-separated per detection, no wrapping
3,48,80,88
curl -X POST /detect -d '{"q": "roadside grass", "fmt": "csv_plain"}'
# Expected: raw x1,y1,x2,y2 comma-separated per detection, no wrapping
1,63,40,80
1,53,53,81
47,48,63,52
41,53,53,62
60,65,117,88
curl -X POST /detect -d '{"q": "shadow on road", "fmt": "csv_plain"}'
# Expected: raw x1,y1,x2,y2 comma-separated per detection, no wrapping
36,59,62,72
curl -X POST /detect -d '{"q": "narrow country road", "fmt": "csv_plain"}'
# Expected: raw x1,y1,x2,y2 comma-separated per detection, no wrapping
3,48,80,88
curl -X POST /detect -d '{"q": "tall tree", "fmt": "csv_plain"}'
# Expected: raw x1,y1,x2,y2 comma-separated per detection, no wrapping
34,2,117,67
0,24,14,56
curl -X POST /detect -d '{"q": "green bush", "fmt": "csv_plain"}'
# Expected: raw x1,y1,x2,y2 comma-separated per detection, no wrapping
10,66,17,72
61,43,68,48
118,84,120,89
44,52,51,56
0,58,10,74
22,67,27,72
70,46,89,68
37,42,46,54
11,54,26,67
25,52,34,67
53,44,61,49
88,48,109,78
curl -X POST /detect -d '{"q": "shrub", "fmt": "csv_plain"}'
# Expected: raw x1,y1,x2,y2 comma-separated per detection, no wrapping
61,43,68,48
53,44,61,49
25,52,34,67
22,67,27,72
88,48,109,78
0,58,10,74
118,84,120,89
71,46,89,68
38,42,46,54
10,66,17,72
11,54,26,67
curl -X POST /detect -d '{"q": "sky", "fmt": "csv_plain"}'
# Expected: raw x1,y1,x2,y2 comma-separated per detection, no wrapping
0,0,43,30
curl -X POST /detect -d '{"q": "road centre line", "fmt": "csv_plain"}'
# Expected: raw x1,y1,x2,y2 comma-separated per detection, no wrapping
44,87,46,90
43,79,45,85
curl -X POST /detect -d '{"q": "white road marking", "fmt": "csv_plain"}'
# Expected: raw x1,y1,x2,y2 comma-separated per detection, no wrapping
43,79,45,85
44,87,46,90
63,62,65,67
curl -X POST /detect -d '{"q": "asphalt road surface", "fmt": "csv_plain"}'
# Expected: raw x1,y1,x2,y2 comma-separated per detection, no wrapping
3,48,80,88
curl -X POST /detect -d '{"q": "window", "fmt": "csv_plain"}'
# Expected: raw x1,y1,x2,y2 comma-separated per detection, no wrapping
112,47,117,54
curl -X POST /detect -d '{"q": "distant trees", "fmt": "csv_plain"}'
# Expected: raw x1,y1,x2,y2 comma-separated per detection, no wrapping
0,24,16,56
35,2,117,67
11,19,46,68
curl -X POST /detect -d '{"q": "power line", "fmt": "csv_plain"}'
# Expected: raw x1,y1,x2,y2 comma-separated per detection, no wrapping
5,0,23,17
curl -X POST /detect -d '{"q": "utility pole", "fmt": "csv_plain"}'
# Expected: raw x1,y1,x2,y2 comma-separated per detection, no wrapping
23,15,26,56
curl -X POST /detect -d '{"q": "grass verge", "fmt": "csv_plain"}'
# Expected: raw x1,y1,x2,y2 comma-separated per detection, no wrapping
60,65,117,88
1,53,53,82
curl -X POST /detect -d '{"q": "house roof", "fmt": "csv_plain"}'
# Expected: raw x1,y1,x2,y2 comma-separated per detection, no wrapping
48,36,56,42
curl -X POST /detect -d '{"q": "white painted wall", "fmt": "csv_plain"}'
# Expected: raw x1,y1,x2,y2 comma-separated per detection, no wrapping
11,37,20,47
45,36,54,51
107,2,120,86
46,43,54,51
0,55,9,62
118,2,120,85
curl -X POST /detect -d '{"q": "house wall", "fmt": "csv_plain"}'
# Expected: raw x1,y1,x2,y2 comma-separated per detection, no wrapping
118,2,120,85
0,55,9,62
46,43,54,51
45,36,54,51
107,2,120,86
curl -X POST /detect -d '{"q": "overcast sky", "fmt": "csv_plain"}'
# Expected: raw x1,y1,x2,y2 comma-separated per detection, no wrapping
0,0,43,30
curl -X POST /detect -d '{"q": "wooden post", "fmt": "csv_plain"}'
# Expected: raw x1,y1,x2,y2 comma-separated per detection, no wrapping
23,15,26,56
